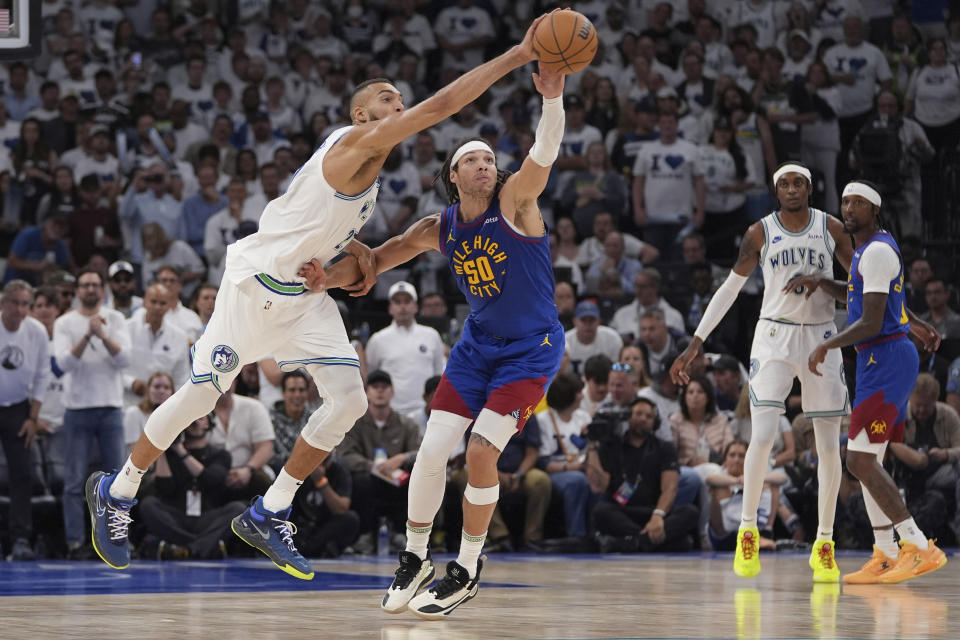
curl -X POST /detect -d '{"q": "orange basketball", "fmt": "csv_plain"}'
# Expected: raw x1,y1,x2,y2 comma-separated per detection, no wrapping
533,9,599,74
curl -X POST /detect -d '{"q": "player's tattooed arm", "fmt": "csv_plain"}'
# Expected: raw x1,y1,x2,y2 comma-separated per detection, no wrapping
731,222,763,277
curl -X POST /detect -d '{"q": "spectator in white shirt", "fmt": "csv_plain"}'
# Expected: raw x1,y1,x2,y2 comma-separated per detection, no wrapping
577,211,659,269
0,281,51,560
209,383,276,502
123,371,174,453
205,179,257,277
565,300,623,376
433,0,494,72
611,268,685,339
141,224,205,300
822,15,892,186
132,266,203,343
556,94,604,172
364,281,446,415
632,110,705,259
54,269,131,557
123,284,189,408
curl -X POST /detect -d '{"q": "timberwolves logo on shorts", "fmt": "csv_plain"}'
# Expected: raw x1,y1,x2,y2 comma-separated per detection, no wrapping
211,344,239,373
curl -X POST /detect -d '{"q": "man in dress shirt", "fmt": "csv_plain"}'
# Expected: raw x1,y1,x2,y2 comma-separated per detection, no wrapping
0,281,51,560
132,265,203,343
123,284,189,407
364,282,446,415
53,269,132,558
610,268,685,339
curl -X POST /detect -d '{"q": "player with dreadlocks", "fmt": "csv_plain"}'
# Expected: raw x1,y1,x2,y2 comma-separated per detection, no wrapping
323,62,566,619
802,180,947,584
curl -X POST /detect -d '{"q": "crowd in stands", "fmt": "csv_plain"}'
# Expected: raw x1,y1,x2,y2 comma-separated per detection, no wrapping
3,0,960,561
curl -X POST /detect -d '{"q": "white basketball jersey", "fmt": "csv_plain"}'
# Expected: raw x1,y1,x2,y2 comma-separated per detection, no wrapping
758,208,836,324
224,126,380,284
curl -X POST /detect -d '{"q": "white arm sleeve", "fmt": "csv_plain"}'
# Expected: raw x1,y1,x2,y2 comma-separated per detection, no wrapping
693,271,749,341
858,242,901,294
529,96,565,167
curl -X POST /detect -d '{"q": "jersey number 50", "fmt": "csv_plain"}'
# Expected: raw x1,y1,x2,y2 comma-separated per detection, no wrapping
462,256,496,285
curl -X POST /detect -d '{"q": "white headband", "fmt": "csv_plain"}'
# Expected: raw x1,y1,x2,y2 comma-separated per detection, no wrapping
451,140,495,168
842,182,882,207
772,163,812,186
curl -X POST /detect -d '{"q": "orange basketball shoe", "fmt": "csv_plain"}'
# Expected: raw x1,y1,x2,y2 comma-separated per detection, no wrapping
842,546,896,584
878,540,947,584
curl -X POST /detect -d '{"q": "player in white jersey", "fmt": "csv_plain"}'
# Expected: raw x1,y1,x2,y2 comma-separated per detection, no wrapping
82,14,554,577
670,162,939,582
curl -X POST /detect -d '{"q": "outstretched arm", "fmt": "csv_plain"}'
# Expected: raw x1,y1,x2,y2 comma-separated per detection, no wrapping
499,63,565,235
670,223,763,385
326,214,443,294
340,15,548,155
809,292,887,375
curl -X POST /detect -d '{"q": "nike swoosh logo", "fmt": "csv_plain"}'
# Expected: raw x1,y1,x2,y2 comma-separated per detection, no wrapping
96,481,107,517
251,520,271,540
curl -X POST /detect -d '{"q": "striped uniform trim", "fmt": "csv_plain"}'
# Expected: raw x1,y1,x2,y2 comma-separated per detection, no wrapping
255,273,305,296
189,344,223,393
772,209,816,237
277,357,361,369
190,370,223,393
334,178,380,201
749,384,786,410
760,317,834,327
406,523,433,534
805,393,851,418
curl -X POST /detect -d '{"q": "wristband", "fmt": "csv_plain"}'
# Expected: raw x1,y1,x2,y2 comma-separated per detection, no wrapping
653,509,666,517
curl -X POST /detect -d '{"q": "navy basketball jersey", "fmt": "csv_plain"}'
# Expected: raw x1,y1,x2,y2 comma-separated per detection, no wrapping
438,200,558,340
847,231,910,345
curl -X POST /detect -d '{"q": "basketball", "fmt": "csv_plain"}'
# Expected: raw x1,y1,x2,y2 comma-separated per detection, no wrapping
533,9,598,74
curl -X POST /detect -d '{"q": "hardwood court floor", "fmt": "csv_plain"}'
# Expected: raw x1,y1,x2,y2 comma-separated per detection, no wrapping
0,551,956,639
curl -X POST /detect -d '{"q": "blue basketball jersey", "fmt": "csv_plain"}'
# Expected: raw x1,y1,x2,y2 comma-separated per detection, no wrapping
847,231,910,345
438,200,558,340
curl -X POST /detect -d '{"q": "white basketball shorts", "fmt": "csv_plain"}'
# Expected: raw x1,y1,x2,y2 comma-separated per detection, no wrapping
748,319,850,417
189,273,360,392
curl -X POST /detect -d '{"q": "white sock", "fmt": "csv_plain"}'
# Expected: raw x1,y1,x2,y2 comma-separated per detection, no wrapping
262,467,303,513
110,458,146,500
894,517,928,549
874,527,899,559
741,406,780,527
812,417,842,538
456,530,486,578
405,522,432,560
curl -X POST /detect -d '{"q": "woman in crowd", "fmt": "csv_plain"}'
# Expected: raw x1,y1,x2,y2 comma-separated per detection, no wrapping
123,372,175,454
699,116,758,261
36,166,79,224
12,118,59,225
669,376,734,467
906,38,960,154
618,344,652,390
801,60,842,213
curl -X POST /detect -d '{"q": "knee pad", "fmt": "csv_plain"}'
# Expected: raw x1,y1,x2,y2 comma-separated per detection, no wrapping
301,367,367,451
464,483,499,506
747,406,781,447
812,417,842,452
416,410,472,470
470,408,519,452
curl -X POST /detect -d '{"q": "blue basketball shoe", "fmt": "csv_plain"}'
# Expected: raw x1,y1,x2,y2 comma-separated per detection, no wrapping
85,471,136,569
231,497,314,580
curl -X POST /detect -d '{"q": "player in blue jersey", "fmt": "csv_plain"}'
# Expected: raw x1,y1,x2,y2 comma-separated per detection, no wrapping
800,180,947,584
321,64,566,619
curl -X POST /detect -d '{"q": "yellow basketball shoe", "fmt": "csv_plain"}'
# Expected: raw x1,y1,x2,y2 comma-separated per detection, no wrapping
843,546,896,584
879,540,947,584
809,539,840,583
734,527,761,577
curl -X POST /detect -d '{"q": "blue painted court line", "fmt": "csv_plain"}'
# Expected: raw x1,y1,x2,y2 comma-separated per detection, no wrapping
0,560,531,597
